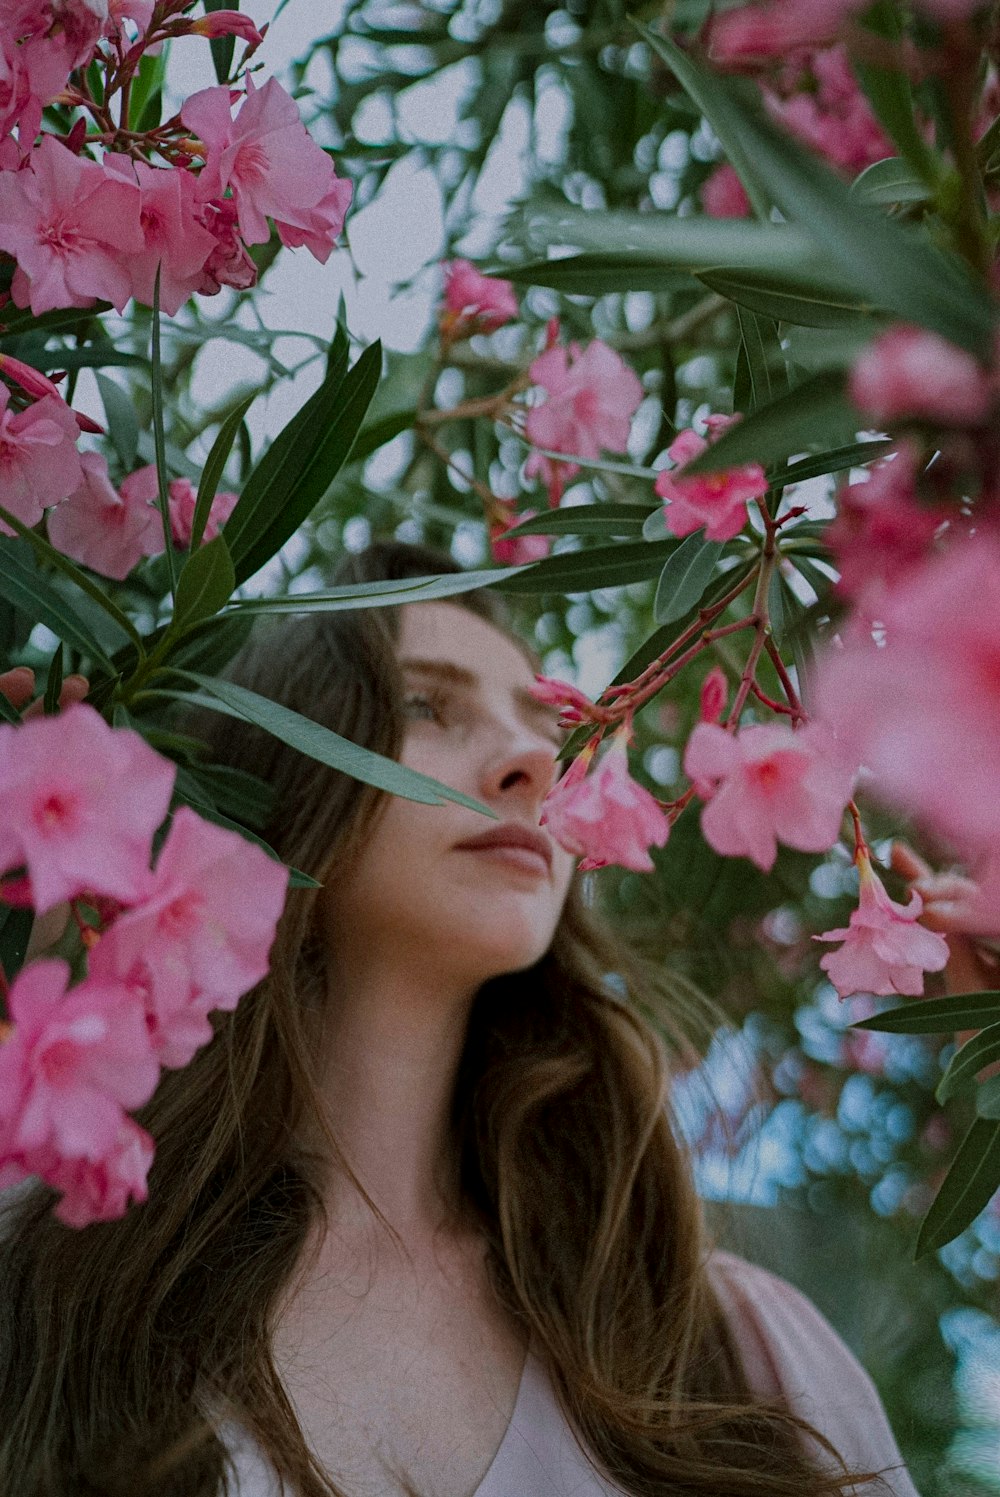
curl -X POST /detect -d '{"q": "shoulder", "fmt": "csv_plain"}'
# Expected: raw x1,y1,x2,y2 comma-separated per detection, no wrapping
705,1249,921,1497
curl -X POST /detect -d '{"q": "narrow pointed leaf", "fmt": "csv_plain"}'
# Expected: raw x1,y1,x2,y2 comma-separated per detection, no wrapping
683,371,856,477
171,535,236,635
654,536,724,624
504,504,654,538
914,1116,1000,1258
736,307,788,412
165,670,500,817
190,394,256,553
0,541,116,672
852,991,1000,1033
850,157,932,207
937,1023,1000,1104
697,265,881,328
95,372,139,469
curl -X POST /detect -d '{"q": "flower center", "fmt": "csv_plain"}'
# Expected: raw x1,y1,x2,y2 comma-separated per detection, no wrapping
33,789,80,835
234,141,269,184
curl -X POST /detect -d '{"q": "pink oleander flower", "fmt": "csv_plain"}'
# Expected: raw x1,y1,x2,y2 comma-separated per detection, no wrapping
765,47,893,175
103,156,217,315
488,502,550,565
0,134,144,314
683,720,855,872
193,197,257,294
441,260,519,339
655,414,769,542
0,352,63,402
0,703,175,914
118,465,237,547
46,449,160,579
700,163,751,218
813,536,1000,873
814,849,950,998
0,958,159,1170
88,807,289,1069
708,0,861,64
850,325,993,428
43,1114,154,1226
525,339,643,490
0,383,81,531
182,75,352,257
540,730,670,873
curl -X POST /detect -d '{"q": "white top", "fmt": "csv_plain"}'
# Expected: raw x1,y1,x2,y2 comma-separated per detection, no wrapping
221,1250,921,1496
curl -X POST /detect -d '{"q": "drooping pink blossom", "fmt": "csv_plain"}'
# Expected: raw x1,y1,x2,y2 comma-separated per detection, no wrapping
528,674,596,726
700,163,751,218
441,260,519,339
194,197,258,294
118,465,237,548
814,849,950,998
0,135,144,314
488,502,550,565
655,414,769,542
187,10,263,45
708,0,861,64
699,667,728,724
683,720,855,872
103,156,217,315
46,449,160,579
45,1114,154,1226
182,76,352,257
0,383,81,531
813,536,1000,875
0,352,64,402
826,445,945,603
540,730,670,873
0,958,159,1168
526,339,642,467
850,325,993,428
88,807,289,1069
0,703,175,914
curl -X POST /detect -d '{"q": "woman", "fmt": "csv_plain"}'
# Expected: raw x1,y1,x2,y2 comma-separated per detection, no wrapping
0,540,921,1496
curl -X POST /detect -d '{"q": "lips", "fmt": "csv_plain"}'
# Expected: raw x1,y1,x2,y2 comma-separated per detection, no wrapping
454,822,553,871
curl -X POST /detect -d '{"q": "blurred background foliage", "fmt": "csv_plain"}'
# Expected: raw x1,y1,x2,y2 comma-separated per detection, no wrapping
18,0,995,1489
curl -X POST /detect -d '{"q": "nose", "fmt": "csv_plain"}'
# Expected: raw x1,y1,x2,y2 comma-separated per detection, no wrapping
480,730,561,813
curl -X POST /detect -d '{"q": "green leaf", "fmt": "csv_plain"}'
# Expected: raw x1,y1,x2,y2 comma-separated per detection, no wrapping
165,671,500,818
654,536,724,624
769,439,893,488
782,322,879,374
0,540,116,672
171,535,236,635
914,1116,1000,1258
697,265,877,329
767,567,786,647
182,762,276,830
851,3,939,188
151,267,177,602
937,1023,1000,1104
977,1073,1000,1120
42,641,64,716
96,372,140,470
852,991,1000,1033
736,307,788,412
498,538,683,594
639,26,994,358
0,506,142,652
504,504,655,539
191,394,256,554
128,44,167,130
507,225,822,284
0,690,19,725
631,23,772,217
0,905,33,987
223,565,534,615
204,0,238,82
682,371,856,477
850,157,933,207
350,407,418,465
225,339,381,586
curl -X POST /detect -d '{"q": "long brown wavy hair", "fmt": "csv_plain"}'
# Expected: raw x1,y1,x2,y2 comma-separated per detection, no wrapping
0,541,897,1497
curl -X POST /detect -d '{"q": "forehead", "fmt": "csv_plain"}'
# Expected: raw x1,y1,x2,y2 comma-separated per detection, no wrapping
396,602,535,690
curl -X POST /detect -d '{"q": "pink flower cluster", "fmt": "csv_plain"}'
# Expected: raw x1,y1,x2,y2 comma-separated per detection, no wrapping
849,325,994,429
764,47,894,176
815,537,1000,930
539,728,670,873
0,705,288,1225
655,413,769,542
524,338,643,507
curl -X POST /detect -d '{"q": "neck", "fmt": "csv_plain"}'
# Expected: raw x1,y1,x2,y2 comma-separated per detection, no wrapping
314,959,479,1240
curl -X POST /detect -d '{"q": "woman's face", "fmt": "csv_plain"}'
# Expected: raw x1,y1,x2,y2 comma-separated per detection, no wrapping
320,602,577,992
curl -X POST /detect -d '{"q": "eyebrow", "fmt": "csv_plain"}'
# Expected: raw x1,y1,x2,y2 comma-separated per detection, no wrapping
398,657,566,735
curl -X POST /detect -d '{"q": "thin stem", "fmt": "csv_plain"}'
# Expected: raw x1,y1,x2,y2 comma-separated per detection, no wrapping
150,267,177,604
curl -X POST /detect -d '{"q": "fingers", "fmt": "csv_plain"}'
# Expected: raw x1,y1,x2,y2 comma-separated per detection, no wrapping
0,666,36,711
